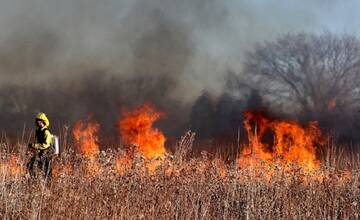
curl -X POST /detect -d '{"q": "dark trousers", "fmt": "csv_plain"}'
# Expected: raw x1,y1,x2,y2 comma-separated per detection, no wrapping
27,150,52,178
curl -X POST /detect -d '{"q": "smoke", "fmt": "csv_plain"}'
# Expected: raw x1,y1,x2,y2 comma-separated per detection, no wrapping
1,0,360,144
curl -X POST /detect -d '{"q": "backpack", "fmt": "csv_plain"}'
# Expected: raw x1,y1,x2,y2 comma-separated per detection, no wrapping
51,135,60,155
42,128,60,155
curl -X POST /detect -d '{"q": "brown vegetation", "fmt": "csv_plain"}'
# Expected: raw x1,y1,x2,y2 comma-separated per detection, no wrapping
0,139,359,219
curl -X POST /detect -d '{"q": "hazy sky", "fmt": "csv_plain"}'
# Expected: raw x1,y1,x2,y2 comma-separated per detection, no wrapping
1,0,360,137
1,0,360,100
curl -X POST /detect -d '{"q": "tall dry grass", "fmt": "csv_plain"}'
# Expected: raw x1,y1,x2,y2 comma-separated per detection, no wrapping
0,135,359,219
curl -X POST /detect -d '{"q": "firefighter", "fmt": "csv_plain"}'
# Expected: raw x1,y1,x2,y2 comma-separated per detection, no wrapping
27,112,53,179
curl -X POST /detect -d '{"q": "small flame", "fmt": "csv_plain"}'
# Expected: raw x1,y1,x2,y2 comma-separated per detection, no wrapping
115,154,131,175
239,111,323,175
0,155,24,175
118,103,166,160
72,117,101,175
73,117,100,157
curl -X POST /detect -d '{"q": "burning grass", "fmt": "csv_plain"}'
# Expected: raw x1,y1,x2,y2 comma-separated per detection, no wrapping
0,139,359,219
1,106,359,218
239,111,325,181
118,103,166,160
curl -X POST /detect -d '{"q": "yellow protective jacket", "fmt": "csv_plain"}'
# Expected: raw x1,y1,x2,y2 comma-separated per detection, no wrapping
32,113,53,150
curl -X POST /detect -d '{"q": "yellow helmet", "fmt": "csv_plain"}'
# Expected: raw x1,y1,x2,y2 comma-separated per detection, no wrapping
35,112,50,127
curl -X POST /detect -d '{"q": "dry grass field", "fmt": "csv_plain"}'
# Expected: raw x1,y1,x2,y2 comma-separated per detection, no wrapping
0,106,359,219
0,141,359,219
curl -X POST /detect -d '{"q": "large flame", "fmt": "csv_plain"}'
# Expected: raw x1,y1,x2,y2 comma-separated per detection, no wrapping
239,111,323,174
72,117,100,157
118,103,166,160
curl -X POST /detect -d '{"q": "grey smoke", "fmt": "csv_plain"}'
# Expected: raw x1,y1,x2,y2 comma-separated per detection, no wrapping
1,0,360,143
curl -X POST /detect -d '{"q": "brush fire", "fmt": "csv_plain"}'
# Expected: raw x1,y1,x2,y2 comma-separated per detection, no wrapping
3,1,360,218
72,117,102,175
67,104,329,178
0,102,359,219
117,103,166,173
118,103,166,159
239,111,323,177
0,102,347,178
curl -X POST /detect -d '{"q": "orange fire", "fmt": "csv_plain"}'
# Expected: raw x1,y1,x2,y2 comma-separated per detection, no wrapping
116,103,166,174
239,111,323,174
73,117,100,157
0,155,24,175
115,154,132,175
118,103,166,160
72,117,101,175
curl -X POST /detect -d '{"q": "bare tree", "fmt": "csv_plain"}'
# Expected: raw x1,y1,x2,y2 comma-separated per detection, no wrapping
243,32,360,118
